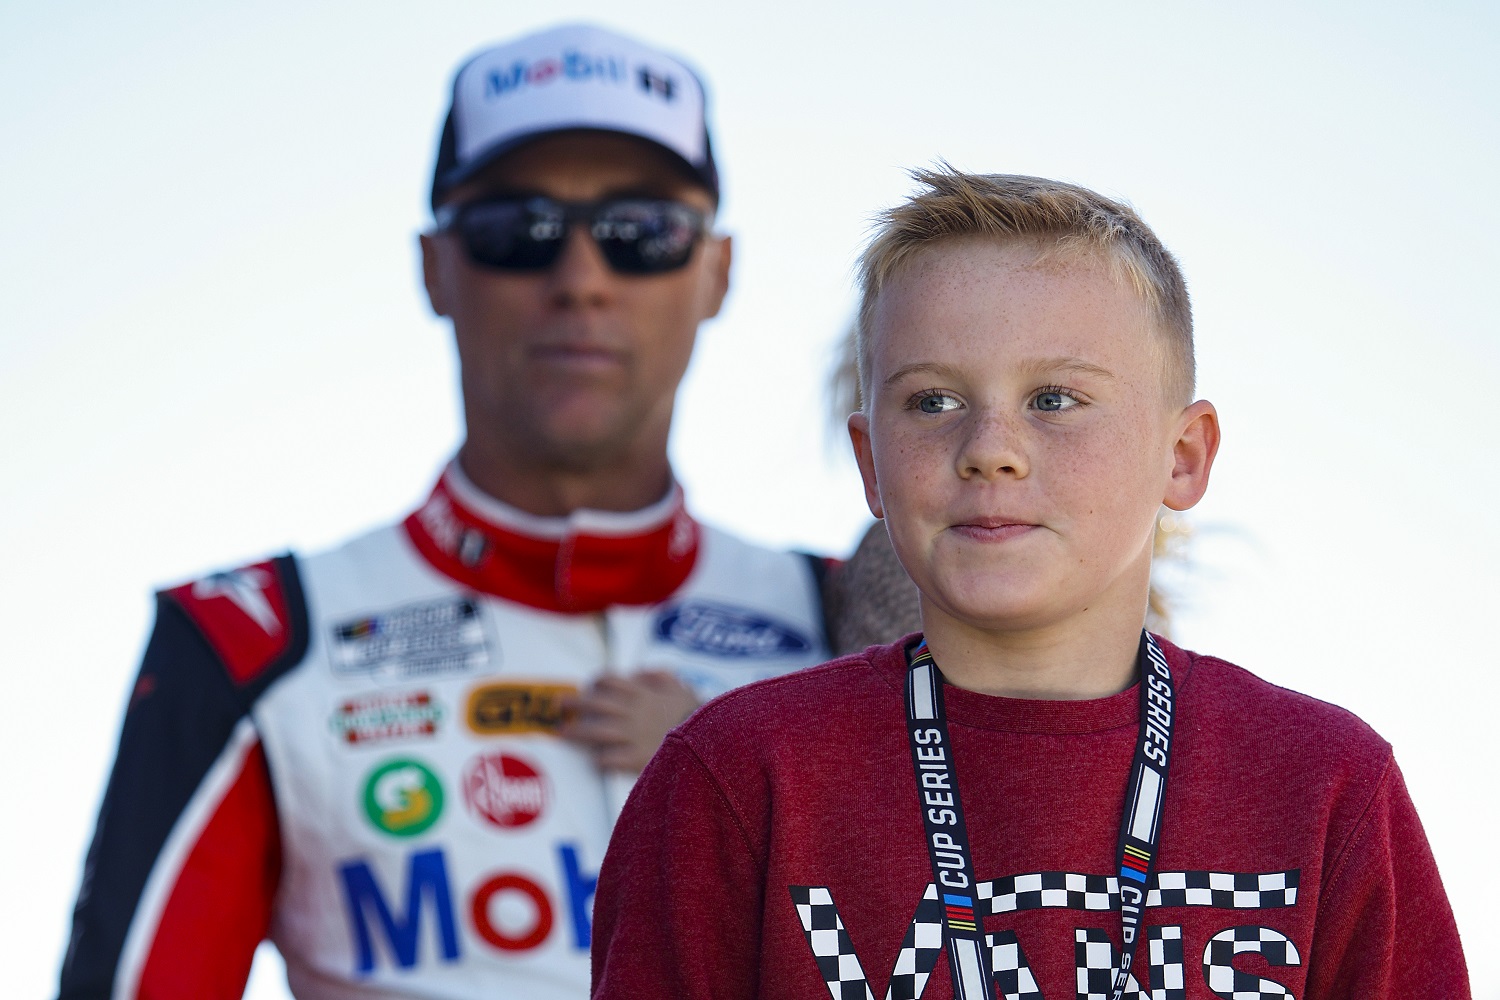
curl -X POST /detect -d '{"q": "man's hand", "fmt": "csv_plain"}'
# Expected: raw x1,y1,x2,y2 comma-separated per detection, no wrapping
561,670,701,774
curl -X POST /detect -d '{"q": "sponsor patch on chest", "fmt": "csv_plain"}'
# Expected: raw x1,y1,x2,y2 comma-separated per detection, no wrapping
330,690,444,745
361,758,445,837
466,682,577,735
654,601,812,658
330,598,492,681
462,751,550,830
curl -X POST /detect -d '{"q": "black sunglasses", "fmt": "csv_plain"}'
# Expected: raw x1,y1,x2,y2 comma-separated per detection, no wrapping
434,196,710,275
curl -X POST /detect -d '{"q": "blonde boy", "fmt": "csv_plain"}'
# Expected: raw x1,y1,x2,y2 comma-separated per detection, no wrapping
591,171,1469,999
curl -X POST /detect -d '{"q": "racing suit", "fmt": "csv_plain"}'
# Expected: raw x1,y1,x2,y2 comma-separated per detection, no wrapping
59,463,829,999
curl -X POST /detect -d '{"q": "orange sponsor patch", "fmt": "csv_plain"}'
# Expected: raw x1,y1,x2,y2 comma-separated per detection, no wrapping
466,682,578,735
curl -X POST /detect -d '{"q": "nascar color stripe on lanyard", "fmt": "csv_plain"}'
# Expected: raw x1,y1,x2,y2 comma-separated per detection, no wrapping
904,631,1176,1000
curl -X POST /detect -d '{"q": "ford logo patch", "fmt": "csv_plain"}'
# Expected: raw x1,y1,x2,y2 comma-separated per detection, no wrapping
654,602,812,658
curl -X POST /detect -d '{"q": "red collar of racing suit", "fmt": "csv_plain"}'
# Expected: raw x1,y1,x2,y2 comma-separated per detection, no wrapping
402,462,701,613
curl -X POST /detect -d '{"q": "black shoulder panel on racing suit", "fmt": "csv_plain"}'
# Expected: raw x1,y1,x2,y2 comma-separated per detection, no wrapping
57,554,309,1000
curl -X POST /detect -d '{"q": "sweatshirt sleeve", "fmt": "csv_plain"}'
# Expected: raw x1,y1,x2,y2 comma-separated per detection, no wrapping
1304,756,1470,998
591,732,765,1000
59,557,306,1000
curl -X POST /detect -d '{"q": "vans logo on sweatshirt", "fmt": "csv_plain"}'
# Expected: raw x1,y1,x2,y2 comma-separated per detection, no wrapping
790,868,1301,1000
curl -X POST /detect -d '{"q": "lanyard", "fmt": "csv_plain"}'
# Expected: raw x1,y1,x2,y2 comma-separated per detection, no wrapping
904,631,1175,1000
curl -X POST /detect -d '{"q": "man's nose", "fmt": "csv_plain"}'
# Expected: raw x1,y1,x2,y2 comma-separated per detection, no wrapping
543,224,615,307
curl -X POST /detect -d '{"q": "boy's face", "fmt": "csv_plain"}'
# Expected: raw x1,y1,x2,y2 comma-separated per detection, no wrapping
849,238,1216,638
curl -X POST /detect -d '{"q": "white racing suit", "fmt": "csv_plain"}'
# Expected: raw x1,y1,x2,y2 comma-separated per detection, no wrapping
60,463,829,999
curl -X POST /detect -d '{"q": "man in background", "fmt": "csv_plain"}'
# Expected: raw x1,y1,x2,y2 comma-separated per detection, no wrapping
59,23,829,999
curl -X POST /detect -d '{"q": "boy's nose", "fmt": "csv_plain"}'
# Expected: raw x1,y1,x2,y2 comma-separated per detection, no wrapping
956,411,1029,481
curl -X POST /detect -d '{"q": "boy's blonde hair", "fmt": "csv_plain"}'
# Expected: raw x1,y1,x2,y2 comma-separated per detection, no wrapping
856,168,1195,407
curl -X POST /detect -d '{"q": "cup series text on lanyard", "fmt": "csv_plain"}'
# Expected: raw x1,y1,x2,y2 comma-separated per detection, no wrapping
904,631,1176,1000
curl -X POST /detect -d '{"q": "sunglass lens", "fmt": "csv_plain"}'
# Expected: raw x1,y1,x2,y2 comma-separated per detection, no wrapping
458,200,564,270
592,200,704,274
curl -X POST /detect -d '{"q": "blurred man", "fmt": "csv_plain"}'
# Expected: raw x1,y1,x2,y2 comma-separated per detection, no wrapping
59,24,829,1000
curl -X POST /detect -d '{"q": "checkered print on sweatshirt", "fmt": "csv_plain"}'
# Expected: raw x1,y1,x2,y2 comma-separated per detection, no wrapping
790,884,944,1000
1076,928,1147,1000
790,885,877,1000
791,871,1297,999
978,870,1298,915
1201,926,1300,1000
1148,871,1297,911
988,929,1043,1000
1071,926,1188,1000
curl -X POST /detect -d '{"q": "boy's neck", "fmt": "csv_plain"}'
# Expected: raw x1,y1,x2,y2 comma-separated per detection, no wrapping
919,601,1145,701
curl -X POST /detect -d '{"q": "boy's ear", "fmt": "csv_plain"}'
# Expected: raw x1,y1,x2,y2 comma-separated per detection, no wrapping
847,411,885,519
1162,400,1221,511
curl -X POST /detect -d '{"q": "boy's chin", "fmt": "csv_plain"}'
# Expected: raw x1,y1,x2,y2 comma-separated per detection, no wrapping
922,584,1068,635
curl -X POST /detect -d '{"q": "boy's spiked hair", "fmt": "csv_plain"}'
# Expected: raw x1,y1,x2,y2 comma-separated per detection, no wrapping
855,168,1195,407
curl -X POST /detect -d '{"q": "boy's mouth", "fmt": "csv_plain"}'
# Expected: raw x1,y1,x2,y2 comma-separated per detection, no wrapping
949,518,1038,542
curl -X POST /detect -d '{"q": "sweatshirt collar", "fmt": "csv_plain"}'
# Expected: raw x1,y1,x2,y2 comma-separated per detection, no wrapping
870,633,1196,734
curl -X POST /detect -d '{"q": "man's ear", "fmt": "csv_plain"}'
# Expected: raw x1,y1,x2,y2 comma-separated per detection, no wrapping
1162,400,1220,511
419,233,451,318
847,410,884,519
700,233,733,320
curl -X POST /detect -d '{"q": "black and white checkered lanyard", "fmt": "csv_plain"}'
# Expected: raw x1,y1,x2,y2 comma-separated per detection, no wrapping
905,630,1176,1000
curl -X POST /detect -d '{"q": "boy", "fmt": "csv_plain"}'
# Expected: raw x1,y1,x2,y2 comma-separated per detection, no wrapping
589,170,1470,998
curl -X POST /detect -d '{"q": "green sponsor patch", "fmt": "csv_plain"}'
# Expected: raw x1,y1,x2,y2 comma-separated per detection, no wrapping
362,758,444,837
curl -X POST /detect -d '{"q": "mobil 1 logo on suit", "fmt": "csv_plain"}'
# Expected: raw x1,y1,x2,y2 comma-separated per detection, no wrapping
336,841,602,974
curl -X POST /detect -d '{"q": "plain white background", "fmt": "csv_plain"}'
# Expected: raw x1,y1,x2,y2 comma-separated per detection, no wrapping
3,2,1495,995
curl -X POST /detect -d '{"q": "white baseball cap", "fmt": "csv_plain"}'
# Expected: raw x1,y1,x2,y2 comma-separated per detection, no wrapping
430,24,718,209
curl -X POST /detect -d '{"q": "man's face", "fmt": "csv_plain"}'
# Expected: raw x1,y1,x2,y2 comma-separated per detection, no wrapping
421,132,730,476
850,238,1209,637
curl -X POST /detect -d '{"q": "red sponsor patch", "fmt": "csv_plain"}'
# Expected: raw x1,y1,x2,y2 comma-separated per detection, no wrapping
462,752,548,830
330,691,443,745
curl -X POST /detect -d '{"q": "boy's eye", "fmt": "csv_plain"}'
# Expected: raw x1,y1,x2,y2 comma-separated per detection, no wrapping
1033,390,1079,412
914,392,962,414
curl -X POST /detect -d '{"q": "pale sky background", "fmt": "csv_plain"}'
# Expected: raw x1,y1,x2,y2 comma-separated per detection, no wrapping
3,1,1496,996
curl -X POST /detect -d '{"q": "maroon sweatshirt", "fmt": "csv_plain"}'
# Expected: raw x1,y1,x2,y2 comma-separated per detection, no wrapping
592,636,1469,999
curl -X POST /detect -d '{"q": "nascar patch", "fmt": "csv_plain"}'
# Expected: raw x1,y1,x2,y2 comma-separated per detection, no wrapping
331,598,491,681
